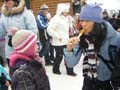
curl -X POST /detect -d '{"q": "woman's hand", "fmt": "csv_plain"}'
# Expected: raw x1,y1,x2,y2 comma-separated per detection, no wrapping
66,36,80,52
5,80,10,87
117,28,120,32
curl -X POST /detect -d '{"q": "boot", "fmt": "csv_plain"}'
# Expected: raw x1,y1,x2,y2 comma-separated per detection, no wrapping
52,58,61,74
52,53,62,75
66,67,77,76
53,65,61,74
45,51,53,66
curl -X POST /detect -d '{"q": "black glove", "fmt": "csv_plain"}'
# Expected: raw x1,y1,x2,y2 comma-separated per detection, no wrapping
8,35,13,47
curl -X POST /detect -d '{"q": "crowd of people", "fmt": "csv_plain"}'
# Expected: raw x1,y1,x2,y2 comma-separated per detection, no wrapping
0,0,120,90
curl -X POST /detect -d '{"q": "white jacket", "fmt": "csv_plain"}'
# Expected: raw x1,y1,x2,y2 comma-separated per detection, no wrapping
47,15,69,46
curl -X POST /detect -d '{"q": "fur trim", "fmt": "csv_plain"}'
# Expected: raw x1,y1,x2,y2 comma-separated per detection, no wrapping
2,0,25,16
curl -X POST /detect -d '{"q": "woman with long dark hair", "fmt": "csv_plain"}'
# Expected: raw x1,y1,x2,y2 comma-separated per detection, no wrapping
64,4,120,90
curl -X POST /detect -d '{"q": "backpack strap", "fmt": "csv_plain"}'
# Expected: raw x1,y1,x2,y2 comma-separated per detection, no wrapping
98,44,120,72
98,54,113,71
97,34,120,72
108,45,117,67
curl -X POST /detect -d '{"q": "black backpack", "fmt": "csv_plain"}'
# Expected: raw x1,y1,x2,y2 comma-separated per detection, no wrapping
98,45,120,88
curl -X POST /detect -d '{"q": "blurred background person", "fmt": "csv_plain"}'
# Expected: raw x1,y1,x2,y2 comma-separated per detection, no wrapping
36,4,53,65
73,0,81,15
112,15,120,32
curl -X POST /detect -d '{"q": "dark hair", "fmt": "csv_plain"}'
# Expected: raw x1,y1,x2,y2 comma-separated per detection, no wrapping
5,0,19,5
79,22,107,52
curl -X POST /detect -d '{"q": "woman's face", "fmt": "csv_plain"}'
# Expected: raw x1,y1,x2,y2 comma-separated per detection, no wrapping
42,10,48,16
62,11,69,17
80,20,94,34
5,0,16,8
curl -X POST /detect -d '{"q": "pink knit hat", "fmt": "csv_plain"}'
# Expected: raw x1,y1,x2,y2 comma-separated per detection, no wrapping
12,30,37,57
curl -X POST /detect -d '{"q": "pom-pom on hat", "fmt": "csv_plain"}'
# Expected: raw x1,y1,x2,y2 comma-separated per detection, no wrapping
12,30,37,57
80,4,102,23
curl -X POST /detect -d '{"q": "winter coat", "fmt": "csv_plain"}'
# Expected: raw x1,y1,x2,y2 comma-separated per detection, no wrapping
36,12,48,30
47,3,70,46
64,21,120,81
0,1,37,59
47,15,69,46
11,59,50,90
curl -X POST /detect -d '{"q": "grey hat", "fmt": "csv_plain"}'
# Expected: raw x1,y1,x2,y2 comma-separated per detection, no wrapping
40,4,49,10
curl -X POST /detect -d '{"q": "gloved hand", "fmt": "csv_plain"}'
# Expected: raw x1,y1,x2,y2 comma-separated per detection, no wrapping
8,27,18,47
8,35,13,47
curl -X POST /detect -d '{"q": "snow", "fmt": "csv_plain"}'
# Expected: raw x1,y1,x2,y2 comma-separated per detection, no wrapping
45,58,84,90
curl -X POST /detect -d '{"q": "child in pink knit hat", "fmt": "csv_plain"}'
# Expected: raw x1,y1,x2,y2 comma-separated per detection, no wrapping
9,30,51,90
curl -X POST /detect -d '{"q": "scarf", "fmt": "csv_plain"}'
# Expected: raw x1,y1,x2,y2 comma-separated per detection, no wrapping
10,51,43,67
83,37,99,79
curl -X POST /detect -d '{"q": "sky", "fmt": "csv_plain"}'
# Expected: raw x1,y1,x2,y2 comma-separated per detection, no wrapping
86,0,120,10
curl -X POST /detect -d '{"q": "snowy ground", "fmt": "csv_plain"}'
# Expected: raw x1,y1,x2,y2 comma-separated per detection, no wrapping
8,56,84,90
45,59,84,90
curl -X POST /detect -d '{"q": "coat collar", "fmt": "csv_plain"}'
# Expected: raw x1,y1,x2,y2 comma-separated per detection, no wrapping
103,21,117,40
1,0,25,16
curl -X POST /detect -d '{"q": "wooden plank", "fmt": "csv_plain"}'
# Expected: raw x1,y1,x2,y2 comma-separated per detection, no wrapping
0,0,73,16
